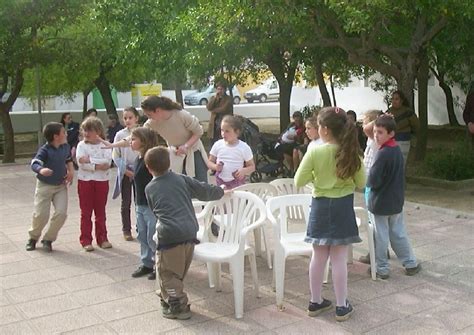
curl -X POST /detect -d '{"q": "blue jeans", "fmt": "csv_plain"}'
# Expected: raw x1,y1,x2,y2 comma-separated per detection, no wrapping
373,212,417,275
136,205,157,269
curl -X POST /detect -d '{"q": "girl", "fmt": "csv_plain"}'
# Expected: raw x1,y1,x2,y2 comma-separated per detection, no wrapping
129,127,159,280
208,115,255,190
275,111,305,176
112,107,140,241
294,107,365,322
140,96,208,182
305,116,324,151
76,117,113,251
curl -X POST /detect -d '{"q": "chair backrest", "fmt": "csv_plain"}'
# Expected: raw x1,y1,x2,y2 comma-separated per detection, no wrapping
269,178,311,220
201,191,267,246
233,183,278,202
266,194,312,240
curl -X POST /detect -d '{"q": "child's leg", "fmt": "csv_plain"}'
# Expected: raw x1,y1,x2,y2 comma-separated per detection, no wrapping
373,215,390,275
136,205,156,269
157,243,194,312
29,181,54,240
78,180,94,246
309,245,330,303
42,184,68,242
93,181,109,245
329,245,349,307
387,213,417,268
121,176,132,234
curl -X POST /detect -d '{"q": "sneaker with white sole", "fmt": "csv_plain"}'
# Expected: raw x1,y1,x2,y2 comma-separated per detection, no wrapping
100,241,112,249
335,300,354,322
308,298,332,317
83,245,94,252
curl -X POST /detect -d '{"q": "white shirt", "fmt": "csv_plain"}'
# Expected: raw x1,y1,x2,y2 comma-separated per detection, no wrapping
363,137,378,177
210,139,253,182
307,138,324,151
76,141,112,181
113,127,138,169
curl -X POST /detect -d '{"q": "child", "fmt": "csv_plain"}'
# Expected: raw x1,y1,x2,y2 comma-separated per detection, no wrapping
76,117,113,251
26,122,74,252
347,110,367,151
275,111,305,176
367,115,421,279
305,116,324,151
129,127,159,280
295,107,365,322
208,115,255,190
107,114,124,143
112,107,139,241
144,146,224,320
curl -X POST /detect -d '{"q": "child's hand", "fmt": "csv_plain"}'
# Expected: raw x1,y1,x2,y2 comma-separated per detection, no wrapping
95,163,110,171
125,170,134,178
64,170,74,185
232,169,245,180
216,161,224,172
78,156,90,164
100,139,114,149
39,168,53,176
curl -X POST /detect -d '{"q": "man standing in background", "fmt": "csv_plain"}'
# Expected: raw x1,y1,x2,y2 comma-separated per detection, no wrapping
207,82,233,149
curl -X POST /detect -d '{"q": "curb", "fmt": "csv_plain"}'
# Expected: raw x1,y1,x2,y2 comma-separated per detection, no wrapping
406,175,474,191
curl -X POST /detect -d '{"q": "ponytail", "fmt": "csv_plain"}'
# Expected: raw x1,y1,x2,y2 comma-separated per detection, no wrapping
335,121,362,179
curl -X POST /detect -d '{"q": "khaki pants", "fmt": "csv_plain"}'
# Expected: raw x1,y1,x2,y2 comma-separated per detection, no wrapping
156,243,194,309
29,180,68,241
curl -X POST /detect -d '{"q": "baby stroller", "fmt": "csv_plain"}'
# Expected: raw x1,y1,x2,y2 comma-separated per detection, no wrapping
238,117,290,182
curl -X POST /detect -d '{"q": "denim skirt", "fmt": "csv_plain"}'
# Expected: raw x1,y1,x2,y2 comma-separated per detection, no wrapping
304,194,362,245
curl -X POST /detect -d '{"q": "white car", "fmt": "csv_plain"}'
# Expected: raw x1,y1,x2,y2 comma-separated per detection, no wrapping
244,79,279,103
184,85,241,106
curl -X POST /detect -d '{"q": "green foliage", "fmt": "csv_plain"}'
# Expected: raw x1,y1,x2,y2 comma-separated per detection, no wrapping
300,105,321,120
424,140,474,181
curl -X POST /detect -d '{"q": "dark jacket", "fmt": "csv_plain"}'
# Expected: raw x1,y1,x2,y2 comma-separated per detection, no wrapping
145,171,224,248
386,106,419,141
207,94,233,139
367,138,404,215
31,143,72,185
66,121,80,148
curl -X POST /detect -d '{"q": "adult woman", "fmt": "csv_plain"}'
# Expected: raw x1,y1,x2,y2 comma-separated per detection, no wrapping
60,112,80,168
141,96,208,182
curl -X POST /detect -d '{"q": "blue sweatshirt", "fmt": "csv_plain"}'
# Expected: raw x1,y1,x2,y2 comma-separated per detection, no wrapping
31,143,72,185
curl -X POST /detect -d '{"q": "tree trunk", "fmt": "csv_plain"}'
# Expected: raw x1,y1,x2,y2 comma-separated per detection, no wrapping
94,74,117,116
329,74,337,106
278,80,293,133
438,78,459,126
314,61,331,106
415,52,429,161
0,104,15,163
82,87,92,117
174,82,183,107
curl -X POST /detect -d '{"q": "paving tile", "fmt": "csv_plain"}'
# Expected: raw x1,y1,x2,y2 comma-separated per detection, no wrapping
70,282,133,306
246,303,307,330
165,315,268,335
273,316,351,334
56,271,115,292
6,281,66,304
0,251,31,265
0,305,24,326
0,269,54,290
0,258,40,277
29,308,101,334
0,321,36,334
16,294,81,318
62,324,117,334
88,295,157,322
107,310,187,334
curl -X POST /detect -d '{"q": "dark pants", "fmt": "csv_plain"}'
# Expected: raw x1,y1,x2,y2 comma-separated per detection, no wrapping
183,151,208,183
121,175,133,233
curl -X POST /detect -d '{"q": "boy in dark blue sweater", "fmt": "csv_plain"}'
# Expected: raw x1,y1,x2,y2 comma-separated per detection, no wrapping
367,115,420,279
27,122,74,252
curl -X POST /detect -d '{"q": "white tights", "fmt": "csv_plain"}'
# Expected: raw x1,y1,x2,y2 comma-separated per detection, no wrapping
309,244,348,307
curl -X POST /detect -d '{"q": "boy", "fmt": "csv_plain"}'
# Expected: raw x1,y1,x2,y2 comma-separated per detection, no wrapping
27,122,74,252
367,115,421,279
144,146,224,320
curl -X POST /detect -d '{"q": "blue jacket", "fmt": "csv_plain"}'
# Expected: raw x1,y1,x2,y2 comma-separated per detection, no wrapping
31,143,72,185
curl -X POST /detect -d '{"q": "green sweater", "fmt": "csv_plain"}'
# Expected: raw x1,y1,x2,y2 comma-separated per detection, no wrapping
294,144,366,198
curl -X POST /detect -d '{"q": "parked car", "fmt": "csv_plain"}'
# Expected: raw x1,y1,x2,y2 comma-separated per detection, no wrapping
244,79,279,103
184,85,241,106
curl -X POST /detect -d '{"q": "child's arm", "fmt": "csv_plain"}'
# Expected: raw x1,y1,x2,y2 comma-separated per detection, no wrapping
207,154,223,172
366,152,385,190
184,176,225,201
65,161,74,185
101,138,130,149
294,149,315,187
234,158,255,180
353,159,366,190
31,146,53,176
363,121,375,139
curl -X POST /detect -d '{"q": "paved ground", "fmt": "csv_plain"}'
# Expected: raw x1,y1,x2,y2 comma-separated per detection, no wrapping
0,163,473,334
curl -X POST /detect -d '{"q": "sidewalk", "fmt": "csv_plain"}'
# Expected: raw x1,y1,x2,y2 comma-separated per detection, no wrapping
0,164,473,334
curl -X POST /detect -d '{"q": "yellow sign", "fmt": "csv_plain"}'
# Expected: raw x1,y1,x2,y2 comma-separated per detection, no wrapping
131,83,162,107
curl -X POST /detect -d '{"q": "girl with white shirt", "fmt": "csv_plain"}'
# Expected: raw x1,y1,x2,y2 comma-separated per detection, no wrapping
76,117,112,252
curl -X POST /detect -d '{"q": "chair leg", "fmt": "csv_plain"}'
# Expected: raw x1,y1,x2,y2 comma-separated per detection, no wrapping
261,227,273,269
323,260,330,284
229,257,245,319
274,249,286,310
254,228,263,257
207,262,216,288
215,263,222,292
248,252,260,297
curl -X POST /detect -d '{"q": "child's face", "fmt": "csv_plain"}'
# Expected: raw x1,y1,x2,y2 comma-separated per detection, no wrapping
305,121,319,140
130,135,142,152
123,111,138,129
373,125,394,146
294,116,303,127
82,129,100,143
220,122,239,144
54,128,67,145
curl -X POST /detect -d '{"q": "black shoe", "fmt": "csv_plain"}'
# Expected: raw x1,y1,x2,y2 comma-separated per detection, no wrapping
308,298,332,317
211,221,220,237
25,239,37,251
41,240,52,252
162,304,191,320
405,264,421,276
148,270,156,280
131,266,154,278
367,267,389,280
335,300,354,322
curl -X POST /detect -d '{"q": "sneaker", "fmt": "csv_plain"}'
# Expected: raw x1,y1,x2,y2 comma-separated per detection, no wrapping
83,245,94,252
162,304,192,320
307,298,332,317
405,264,421,276
123,233,133,241
148,270,156,280
160,299,170,313
335,300,354,322
25,239,37,251
131,265,154,278
358,253,370,264
100,241,112,249
41,240,52,252
367,267,389,280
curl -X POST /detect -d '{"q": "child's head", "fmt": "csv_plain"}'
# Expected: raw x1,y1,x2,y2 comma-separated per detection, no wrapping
130,127,159,157
122,107,139,129
145,146,170,176
346,110,357,124
60,112,72,126
80,116,105,143
373,114,396,146
107,114,119,128
84,108,98,118
292,111,303,127
220,115,242,144
43,122,66,144
305,116,319,141
363,109,383,126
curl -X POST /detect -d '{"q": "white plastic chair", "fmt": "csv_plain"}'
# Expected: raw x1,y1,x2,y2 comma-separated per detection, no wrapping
193,191,267,319
269,178,312,221
266,194,313,310
234,183,278,269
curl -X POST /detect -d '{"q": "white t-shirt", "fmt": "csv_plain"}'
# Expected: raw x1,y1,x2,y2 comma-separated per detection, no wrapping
363,137,378,177
210,139,253,182
76,141,112,181
307,138,324,151
113,127,138,169
281,126,297,143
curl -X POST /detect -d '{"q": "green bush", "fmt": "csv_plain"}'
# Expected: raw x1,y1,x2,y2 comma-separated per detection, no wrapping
424,140,474,181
